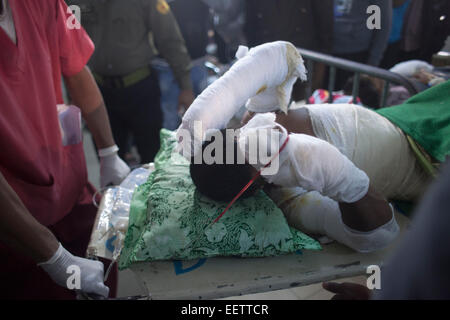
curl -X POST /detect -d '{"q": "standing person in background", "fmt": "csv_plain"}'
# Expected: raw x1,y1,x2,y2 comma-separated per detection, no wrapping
68,0,195,164
380,0,411,69
381,0,450,69
154,0,211,131
204,0,246,64
332,0,392,89
410,0,450,63
244,0,334,101
0,0,130,299
392,0,449,66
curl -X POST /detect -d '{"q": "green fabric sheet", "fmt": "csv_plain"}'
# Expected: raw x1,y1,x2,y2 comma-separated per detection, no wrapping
376,80,450,163
119,130,321,270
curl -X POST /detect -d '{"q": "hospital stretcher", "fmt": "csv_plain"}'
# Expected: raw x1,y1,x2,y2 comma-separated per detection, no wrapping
86,165,410,300
85,49,424,299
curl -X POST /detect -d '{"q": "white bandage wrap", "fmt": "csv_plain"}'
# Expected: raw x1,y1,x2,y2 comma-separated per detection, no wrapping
237,113,289,176
301,103,428,201
268,187,400,253
235,45,249,59
241,113,369,203
389,60,433,77
238,113,370,203
275,134,370,203
176,41,306,158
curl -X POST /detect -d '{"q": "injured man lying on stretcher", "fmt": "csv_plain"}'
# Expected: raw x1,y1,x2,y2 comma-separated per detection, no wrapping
177,41,437,254
189,105,431,253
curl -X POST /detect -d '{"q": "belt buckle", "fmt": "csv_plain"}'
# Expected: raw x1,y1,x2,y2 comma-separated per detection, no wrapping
105,76,124,89
114,76,125,89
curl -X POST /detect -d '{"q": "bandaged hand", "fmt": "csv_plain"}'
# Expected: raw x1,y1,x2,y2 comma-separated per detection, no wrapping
177,41,306,158
38,243,109,298
242,114,369,203
99,145,131,188
268,133,370,203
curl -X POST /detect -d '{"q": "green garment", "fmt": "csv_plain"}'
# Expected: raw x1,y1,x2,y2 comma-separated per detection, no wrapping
119,130,321,269
68,0,192,90
376,80,450,164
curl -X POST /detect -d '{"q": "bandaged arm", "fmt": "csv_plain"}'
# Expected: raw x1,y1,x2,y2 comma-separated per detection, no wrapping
261,125,397,252
243,114,398,252
264,132,370,203
177,41,306,157
267,187,399,253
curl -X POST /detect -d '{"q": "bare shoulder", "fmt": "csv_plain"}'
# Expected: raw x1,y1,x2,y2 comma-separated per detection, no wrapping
275,107,316,137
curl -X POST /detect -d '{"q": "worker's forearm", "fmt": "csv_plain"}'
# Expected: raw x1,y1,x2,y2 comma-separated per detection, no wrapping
0,172,59,263
82,104,116,150
64,66,115,149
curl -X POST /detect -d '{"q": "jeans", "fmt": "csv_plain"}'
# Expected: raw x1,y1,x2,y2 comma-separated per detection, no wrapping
153,59,209,130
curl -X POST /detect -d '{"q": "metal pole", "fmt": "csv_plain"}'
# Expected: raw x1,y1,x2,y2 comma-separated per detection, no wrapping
352,73,361,104
328,66,336,103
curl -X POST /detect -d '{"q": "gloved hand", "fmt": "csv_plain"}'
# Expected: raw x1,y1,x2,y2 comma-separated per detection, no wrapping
38,243,110,298
99,145,131,188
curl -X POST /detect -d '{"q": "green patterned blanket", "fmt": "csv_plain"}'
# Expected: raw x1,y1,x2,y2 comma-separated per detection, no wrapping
118,130,320,270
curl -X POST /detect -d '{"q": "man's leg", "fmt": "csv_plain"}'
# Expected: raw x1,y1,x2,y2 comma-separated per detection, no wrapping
154,64,181,131
127,72,163,164
190,62,209,97
98,85,131,160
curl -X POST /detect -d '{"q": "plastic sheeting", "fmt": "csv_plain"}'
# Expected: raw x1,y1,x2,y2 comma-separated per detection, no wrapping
87,166,152,260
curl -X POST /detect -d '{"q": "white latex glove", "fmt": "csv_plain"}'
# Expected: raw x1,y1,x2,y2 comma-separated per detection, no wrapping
99,145,131,188
176,41,307,159
38,243,110,298
240,114,370,203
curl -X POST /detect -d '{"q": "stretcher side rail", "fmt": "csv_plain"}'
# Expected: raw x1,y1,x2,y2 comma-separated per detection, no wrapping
297,47,423,108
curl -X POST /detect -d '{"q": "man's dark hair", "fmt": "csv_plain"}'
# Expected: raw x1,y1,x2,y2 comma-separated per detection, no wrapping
343,75,381,109
189,129,262,202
